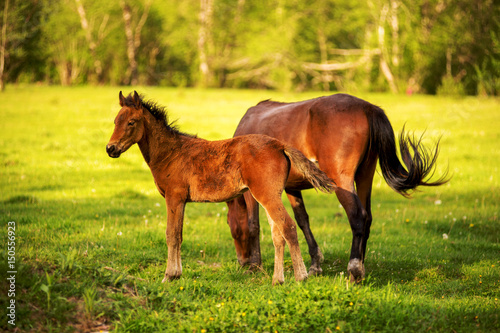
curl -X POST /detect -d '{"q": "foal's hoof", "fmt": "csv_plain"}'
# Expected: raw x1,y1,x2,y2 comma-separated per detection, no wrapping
272,278,285,286
295,272,309,282
162,274,181,283
347,259,365,283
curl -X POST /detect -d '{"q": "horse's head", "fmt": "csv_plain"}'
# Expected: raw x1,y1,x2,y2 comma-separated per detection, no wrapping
106,91,145,158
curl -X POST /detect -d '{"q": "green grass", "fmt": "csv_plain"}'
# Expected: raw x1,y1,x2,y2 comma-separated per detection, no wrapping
1,85,499,332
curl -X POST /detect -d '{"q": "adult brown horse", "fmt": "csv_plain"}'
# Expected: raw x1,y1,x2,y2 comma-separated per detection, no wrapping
226,93,449,282
106,91,335,285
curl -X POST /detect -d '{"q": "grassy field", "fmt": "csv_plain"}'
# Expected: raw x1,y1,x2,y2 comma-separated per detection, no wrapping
1,85,499,332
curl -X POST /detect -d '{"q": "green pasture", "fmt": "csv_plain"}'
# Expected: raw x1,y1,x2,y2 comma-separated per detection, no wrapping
1,86,499,332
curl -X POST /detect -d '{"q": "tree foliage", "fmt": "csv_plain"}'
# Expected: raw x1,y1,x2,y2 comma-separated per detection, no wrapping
1,0,498,94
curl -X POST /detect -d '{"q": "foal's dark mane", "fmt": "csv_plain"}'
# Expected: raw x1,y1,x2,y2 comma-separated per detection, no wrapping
123,93,196,138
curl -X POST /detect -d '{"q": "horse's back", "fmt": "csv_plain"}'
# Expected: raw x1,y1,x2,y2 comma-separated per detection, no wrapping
236,94,371,137
234,94,373,188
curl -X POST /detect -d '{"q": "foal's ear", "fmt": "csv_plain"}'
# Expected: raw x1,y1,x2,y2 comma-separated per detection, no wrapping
133,91,142,108
119,91,125,107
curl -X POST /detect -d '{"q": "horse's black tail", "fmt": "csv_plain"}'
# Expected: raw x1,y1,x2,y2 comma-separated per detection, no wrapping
367,106,450,197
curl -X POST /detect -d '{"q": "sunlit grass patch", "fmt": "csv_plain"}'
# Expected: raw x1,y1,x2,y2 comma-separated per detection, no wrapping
1,86,499,332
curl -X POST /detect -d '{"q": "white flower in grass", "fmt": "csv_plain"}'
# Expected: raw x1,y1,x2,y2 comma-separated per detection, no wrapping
442,233,448,240
117,231,122,236
434,200,442,205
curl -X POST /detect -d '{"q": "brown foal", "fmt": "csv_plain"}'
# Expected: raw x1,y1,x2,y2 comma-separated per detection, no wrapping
106,91,335,284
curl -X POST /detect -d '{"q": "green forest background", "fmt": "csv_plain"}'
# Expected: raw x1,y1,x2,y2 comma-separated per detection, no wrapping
1,0,499,95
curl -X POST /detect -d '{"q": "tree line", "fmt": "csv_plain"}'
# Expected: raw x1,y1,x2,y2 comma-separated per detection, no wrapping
1,0,499,95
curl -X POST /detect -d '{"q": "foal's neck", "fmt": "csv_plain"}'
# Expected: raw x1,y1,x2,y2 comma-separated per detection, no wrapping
137,110,191,167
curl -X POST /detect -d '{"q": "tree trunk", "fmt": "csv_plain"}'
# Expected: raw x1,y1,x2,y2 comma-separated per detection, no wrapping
121,0,150,86
390,0,399,67
198,0,214,87
75,0,103,83
0,0,9,91
121,2,137,85
317,28,330,91
378,4,398,93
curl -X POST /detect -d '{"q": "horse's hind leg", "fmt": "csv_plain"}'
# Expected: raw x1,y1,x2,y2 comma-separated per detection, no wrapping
286,190,324,275
354,153,377,268
335,184,367,282
321,168,367,283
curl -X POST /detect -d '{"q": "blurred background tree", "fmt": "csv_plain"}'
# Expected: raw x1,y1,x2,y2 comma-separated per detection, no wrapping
1,0,498,94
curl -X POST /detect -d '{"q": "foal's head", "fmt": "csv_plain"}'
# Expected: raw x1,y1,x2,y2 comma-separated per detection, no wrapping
106,91,145,158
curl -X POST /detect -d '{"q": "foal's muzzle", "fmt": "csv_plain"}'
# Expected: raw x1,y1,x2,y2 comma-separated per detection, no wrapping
106,143,121,158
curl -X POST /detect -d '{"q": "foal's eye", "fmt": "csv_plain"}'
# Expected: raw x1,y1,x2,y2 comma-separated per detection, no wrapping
128,120,135,126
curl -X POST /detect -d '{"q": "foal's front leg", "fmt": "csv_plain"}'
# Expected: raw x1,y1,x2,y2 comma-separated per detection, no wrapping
162,199,186,283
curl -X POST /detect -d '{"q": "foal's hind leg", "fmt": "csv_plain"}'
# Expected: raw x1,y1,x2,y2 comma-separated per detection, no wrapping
286,190,324,275
260,199,308,283
265,210,286,285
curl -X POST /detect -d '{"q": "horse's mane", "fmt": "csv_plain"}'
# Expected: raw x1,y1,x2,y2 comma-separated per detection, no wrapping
256,99,287,106
123,93,196,138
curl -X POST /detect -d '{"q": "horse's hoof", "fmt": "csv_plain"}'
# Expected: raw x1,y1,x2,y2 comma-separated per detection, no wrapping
247,263,262,272
161,276,168,283
308,265,323,276
347,259,365,283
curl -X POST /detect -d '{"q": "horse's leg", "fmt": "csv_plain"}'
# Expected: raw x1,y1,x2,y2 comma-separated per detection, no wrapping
162,198,186,283
286,190,324,275
226,196,250,266
354,153,377,267
334,181,368,283
318,164,368,283
245,191,262,269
